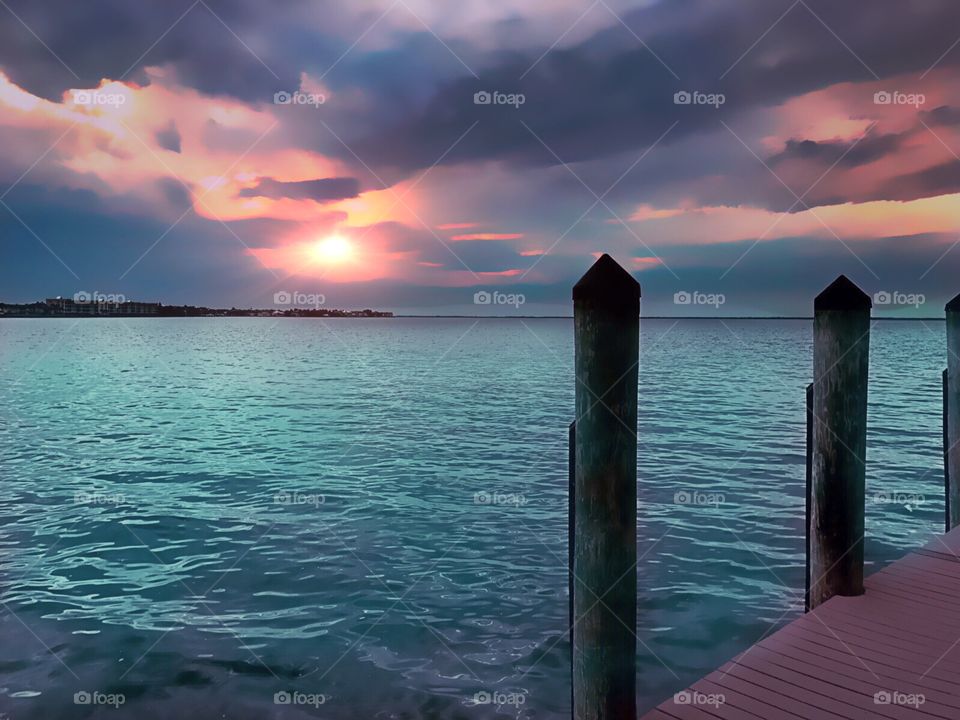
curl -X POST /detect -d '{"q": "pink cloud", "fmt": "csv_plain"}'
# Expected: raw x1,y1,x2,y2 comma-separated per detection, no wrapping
450,233,524,241
626,194,960,246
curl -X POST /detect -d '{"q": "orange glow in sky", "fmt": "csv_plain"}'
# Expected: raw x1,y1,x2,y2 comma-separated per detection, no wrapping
310,235,354,264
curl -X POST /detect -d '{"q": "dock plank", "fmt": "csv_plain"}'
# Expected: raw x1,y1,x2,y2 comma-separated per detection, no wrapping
641,528,960,719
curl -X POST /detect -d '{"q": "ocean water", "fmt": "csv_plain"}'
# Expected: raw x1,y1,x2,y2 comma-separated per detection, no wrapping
0,317,947,718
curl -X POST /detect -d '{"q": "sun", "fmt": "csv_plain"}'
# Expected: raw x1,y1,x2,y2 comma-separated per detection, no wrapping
310,235,354,263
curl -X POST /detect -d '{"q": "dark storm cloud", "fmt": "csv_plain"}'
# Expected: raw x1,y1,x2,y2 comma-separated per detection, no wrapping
337,0,960,174
757,114,960,208
768,133,908,170
877,161,960,201
7,0,960,177
238,177,360,202
0,0,310,100
155,177,192,212
920,105,960,127
155,120,182,153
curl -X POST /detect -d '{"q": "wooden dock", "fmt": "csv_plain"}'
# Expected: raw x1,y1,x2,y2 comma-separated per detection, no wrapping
641,527,960,720
567,256,960,719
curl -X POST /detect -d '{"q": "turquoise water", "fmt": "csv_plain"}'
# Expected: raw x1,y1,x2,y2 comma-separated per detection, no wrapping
0,318,947,718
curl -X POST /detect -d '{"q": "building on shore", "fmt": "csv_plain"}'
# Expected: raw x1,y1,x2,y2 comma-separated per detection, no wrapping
43,297,161,316
0,297,392,318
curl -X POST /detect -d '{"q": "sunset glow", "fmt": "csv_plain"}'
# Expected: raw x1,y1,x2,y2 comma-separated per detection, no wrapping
1,1,959,315
311,235,354,264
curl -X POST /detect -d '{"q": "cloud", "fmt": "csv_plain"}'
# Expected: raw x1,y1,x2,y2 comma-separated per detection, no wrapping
624,194,960,246
877,162,960,201
450,233,523,241
768,132,907,169
238,176,360,202
5,0,960,313
921,105,960,127
330,0,960,177
155,119,182,152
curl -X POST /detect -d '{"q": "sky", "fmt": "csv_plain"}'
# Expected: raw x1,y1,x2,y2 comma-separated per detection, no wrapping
0,0,959,316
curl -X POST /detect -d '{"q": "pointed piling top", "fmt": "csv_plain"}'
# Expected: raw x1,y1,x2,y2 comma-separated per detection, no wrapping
572,254,641,315
946,293,960,312
814,275,871,312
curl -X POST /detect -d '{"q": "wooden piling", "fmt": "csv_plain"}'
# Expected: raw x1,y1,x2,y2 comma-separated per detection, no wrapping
804,382,813,612
946,295,960,530
808,275,871,610
571,254,640,720
568,419,575,716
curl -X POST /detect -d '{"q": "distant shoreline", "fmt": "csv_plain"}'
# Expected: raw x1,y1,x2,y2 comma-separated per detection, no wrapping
0,314,947,321
397,315,947,321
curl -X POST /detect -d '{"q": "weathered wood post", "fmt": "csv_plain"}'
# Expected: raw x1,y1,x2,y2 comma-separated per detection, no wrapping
572,254,640,719
568,420,575,715
946,295,960,531
804,383,813,612
808,275,871,610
